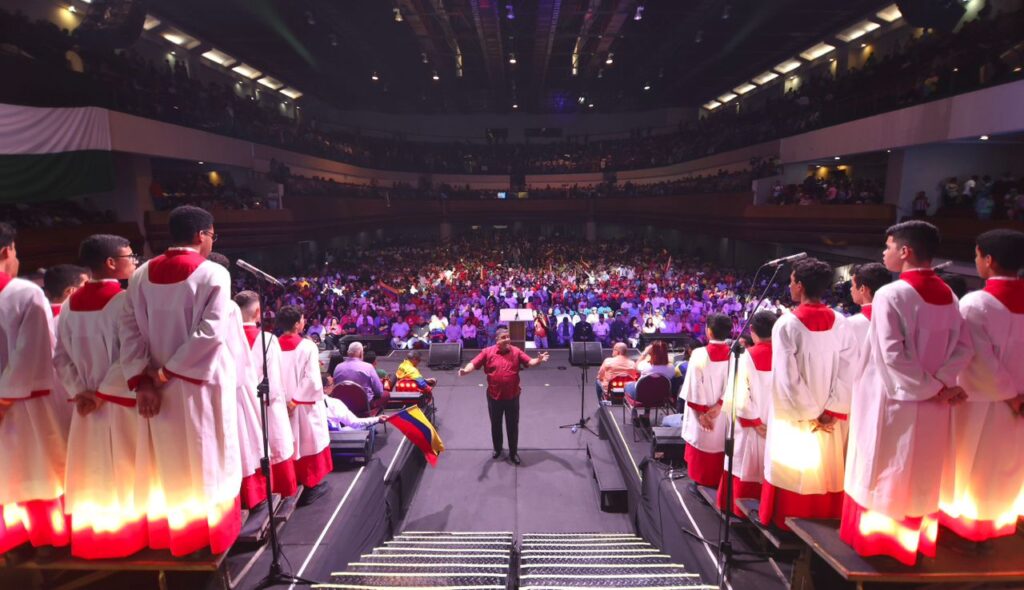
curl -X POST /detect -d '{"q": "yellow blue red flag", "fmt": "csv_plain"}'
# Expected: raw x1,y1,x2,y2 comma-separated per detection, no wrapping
388,405,445,466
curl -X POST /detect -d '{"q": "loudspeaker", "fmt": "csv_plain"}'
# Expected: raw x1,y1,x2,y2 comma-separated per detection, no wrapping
896,0,966,32
570,341,604,366
651,426,685,465
428,342,462,368
338,335,390,356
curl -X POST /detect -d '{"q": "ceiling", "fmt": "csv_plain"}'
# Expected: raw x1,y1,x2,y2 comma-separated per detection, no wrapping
148,0,894,114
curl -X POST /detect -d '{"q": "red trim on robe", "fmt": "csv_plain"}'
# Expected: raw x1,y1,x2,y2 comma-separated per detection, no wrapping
899,268,954,305
792,303,836,332
96,392,137,408
294,445,333,488
0,497,70,553
162,367,204,386
685,445,724,488
759,481,843,532
271,458,298,498
70,515,147,559
860,304,873,321
686,399,724,413
50,304,62,318
840,494,937,566
706,342,730,362
278,334,302,352
748,341,773,372
69,281,122,311
738,416,763,428
938,510,1018,543
1,389,50,402
146,496,241,557
822,409,848,421
0,271,11,294
126,374,153,392
243,324,260,348
716,473,762,518
147,249,206,285
983,278,1024,314
240,471,268,509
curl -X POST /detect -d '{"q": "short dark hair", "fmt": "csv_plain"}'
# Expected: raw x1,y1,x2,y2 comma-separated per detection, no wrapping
364,349,377,364
206,252,230,269
792,257,833,299
0,222,15,250
43,264,88,299
976,229,1024,275
234,290,259,314
750,310,778,339
78,234,130,272
275,304,303,332
168,205,214,244
706,313,733,340
852,263,893,296
886,220,940,262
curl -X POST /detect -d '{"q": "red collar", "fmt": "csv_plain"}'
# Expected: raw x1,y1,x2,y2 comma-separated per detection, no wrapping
243,324,260,348
706,341,730,362
69,281,122,312
748,341,773,371
148,248,206,285
0,271,12,294
51,303,62,318
900,268,953,305
860,304,872,321
792,302,836,332
278,333,303,352
984,278,1024,314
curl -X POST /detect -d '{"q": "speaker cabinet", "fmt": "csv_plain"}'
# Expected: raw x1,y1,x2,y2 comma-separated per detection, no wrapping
428,342,462,368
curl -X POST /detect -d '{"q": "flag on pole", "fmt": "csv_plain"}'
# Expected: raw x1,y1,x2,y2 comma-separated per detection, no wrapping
387,405,445,466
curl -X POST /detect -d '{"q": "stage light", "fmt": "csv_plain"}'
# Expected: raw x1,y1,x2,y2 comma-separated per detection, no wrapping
703,100,722,110
393,7,403,22
886,149,892,153
643,83,651,91
605,52,614,65
432,71,439,81
508,53,516,64
588,103,594,108
512,103,518,109
717,92,737,103
162,28,200,49
578,96,585,104
634,5,644,20
572,66,578,76
371,72,380,81
860,42,867,48
198,161,204,165
834,156,841,160
422,52,429,64
979,135,989,140
505,3,515,20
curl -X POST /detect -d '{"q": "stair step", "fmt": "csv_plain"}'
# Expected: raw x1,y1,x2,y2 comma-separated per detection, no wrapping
522,565,690,575
343,563,509,574
518,572,703,586
521,556,672,565
329,572,508,586
359,554,511,565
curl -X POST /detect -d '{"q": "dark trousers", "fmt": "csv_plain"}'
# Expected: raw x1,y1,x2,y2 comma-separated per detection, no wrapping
487,395,520,455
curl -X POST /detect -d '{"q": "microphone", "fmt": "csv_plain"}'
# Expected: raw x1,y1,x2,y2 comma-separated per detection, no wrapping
764,252,808,266
236,259,283,286
933,260,954,272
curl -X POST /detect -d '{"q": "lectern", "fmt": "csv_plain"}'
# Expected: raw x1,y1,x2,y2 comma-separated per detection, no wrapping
499,308,533,350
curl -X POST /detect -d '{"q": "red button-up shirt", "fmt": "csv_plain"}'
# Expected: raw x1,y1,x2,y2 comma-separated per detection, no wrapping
471,345,532,400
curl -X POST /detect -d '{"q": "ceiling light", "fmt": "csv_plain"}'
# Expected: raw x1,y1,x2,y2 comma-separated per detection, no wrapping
371,72,379,81
773,59,802,74
886,149,892,153
202,49,236,67
161,28,200,49
393,7,403,22
703,100,722,110
422,52,429,64
257,76,283,90
505,3,515,20
280,87,303,100
876,4,902,22
979,135,989,140
605,52,614,65
860,42,867,48
142,15,161,30
752,71,779,85
512,103,518,109
67,6,76,13
733,83,756,95
588,103,594,108
432,71,439,81
577,96,585,104
643,83,651,91
572,66,578,76
508,53,516,64
800,42,835,61
717,92,737,103
634,5,644,20
597,68,604,78
231,63,262,79
836,20,880,42
834,156,841,160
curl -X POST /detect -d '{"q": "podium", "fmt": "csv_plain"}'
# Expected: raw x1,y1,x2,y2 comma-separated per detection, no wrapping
500,308,533,350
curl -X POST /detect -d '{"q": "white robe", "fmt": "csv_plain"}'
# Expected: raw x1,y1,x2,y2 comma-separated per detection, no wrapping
763,308,853,495
245,326,295,466
845,278,972,519
679,345,730,453
53,282,145,557
119,250,240,556
278,337,330,461
224,304,263,485
942,282,1024,531
728,346,772,484
0,277,67,508
847,310,870,371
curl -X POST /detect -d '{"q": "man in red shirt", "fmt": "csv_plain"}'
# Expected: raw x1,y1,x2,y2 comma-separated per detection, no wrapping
458,327,550,465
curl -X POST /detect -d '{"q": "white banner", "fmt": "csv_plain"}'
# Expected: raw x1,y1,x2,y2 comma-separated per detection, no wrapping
0,103,111,155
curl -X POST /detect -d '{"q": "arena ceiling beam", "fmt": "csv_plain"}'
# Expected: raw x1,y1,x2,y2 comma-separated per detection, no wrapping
529,0,563,102
467,0,508,100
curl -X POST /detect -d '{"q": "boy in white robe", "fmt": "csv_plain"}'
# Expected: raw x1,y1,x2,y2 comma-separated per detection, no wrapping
276,305,333,506
54,234,145,559
717,310,776,517
236,291,298,499
679,313,733,488
0,222,70,555
841,220,973,566
760,257,854,531
120,206,241,556
941,229,1024,543
43,264,87,433
846,263,892,362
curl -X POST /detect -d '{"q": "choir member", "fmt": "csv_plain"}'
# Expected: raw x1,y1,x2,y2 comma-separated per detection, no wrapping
717,310,777,517
941,229,1024,543
276,305,332,505
760,257,853,531
236,291,298,498
842,221,972,566
846,263,892,353
0,222,70,554
679,313,734,488
119,206,242,556
53,234,145,558
42,264,88,320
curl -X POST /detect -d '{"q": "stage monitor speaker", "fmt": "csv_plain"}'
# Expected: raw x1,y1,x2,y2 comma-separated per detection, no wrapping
570,341,603,366
651,426,685,465
428,342,462,368
338,335,390,356
896,0,966,32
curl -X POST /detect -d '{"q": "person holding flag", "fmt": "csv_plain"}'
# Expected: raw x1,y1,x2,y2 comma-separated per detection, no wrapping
387,405,445,466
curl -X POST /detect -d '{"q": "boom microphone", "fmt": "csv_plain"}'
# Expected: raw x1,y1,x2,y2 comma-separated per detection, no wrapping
764,252,808,266
932,260,954,272
236,259,283,286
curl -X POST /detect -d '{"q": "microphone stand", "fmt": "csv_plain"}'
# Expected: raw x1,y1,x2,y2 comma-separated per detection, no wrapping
238,262,318,589
560,348,597,436
716,261,786,587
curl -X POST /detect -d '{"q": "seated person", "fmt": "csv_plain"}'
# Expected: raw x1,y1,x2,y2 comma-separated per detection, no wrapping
395,350,437,398
325,397,386,431
364,349,392,391
595,342,638,401
625,339,680,403
332,342,389,413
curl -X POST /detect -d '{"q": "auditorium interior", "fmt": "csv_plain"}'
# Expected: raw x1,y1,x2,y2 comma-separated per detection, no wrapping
1,0,1024,589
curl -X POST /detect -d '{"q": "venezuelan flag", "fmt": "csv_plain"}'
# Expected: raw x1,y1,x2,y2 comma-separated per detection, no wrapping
388,406,445,466
378,280,402,299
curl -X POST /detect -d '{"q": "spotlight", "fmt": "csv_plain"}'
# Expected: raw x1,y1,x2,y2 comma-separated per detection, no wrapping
588,103,595,108
505,3,515,20
577,95,585,104
605,52,614,65
598,68,604,79
371,72,379,81
393,7,403,22
634,5,644,20
422,52,429,64
512,103,518,109
979,135,989,140
834,156,841,160
508,53,516,64
432,70,440,81
572,66,578,76
643,83,650,91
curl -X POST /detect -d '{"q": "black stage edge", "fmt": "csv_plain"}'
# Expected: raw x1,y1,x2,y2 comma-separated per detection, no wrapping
383,433,428,535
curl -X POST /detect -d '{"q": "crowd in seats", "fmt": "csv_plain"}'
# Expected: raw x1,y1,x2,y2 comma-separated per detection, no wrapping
2,8,1021,175
0,199,115,228
149,170,268,211
769,173,885,206
926,172,1024,220
238,234,822,355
